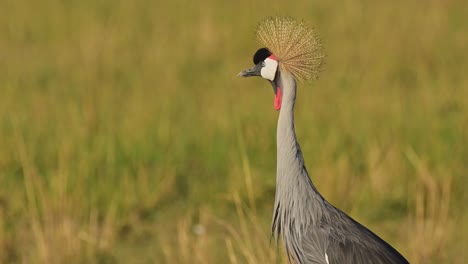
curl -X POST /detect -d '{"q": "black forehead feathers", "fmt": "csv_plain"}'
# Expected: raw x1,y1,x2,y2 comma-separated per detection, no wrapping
253,48,271,65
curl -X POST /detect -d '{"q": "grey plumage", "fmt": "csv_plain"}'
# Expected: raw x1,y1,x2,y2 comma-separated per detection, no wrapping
272,71,408,264
238,17,409,264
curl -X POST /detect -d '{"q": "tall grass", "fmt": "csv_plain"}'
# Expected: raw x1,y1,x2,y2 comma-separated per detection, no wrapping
0,0,467,263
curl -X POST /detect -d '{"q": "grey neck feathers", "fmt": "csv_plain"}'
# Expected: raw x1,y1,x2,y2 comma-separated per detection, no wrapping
272,71,326,255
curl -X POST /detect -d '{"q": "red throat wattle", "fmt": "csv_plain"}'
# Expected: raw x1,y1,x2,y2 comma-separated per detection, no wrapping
274,87,282,110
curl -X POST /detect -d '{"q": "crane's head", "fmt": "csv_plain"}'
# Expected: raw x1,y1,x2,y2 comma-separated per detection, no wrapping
238,48,282,110
238,17,324,110
238,48,278,81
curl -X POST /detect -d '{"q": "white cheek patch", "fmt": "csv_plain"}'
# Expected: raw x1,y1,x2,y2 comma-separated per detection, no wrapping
261,58,278,81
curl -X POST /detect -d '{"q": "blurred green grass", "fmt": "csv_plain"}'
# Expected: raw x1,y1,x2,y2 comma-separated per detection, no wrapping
0,0,467,263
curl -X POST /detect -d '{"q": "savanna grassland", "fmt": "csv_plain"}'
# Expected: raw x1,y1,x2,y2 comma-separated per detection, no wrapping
0,0,467,263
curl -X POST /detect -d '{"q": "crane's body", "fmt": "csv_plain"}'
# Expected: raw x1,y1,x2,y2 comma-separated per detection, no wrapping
271,71,408,263
238,17,409,264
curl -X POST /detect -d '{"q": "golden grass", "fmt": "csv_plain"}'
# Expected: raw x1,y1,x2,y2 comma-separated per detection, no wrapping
0,0,467,263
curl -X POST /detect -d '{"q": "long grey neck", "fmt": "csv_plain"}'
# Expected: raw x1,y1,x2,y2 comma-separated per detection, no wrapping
272,71,325,240
276,72,299,165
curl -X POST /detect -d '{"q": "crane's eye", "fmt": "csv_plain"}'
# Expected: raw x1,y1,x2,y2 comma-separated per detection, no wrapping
262,61,266,67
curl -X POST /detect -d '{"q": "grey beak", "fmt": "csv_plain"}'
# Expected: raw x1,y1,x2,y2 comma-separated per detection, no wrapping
237,63,262,77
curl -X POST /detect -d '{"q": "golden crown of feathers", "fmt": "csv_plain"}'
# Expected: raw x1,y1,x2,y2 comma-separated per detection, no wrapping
256,17,324,81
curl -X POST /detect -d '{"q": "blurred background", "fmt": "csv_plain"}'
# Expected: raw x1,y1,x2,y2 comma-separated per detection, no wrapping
0,0,467,263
